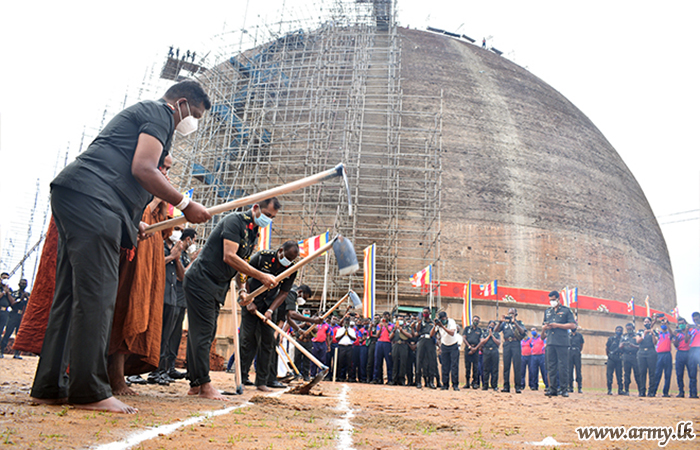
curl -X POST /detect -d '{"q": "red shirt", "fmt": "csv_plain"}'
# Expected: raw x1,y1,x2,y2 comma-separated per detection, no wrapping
521,338,532,356
690,328,700,348
656,331,671,353
330,324,340,344
378,323,393,342
676,332,690,351
530,336,546,355
353,327,364,346
313,323,330,343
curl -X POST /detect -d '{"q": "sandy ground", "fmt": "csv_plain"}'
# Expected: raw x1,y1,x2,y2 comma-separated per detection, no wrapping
1,356,699,449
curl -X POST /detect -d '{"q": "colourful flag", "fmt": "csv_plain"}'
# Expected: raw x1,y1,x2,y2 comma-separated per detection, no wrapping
480,280,497,296
672,307,679,320
257,224,271,252
462,280,473,328
362,244,376,319
410,265,432,288
298,231,330,258
627,297,635,313
644,296,650,317
561,287,570,307
168,188,193,217
568,287,578,307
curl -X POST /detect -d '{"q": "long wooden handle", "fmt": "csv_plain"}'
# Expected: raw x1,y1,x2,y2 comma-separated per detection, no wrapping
301,293,350,338
146,163,345,234
278,343,300,376
255,310,326,369
239,237,337,306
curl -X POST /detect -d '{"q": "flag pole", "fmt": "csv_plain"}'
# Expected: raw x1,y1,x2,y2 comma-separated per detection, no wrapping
320,251,330,311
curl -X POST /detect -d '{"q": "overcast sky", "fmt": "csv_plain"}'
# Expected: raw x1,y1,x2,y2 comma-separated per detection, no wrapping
1,1,698,316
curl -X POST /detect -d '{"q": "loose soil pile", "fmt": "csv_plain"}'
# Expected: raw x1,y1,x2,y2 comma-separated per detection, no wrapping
1,357,698,449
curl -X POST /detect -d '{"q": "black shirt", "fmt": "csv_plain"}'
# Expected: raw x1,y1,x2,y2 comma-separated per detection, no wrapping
620,332,639,355
163,241,178,307
176,252,190,308
275,285,301,322
482,329,501,350
246,250,297,310
569,332,584,352
606,334,622,359
52,99,174,247
543,305,576,346
462,325,483,347
10,289,29,315
501,319,525,341
637,329,658,350
0,286,12,308
185,210,259,304
416,319,435,338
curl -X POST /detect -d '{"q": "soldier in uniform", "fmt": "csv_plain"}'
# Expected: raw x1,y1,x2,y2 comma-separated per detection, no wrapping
238,240,299,391
0,278,29,358
184,199,280,399
496,307,526,393
434,311,460,391
542,290,576,397
477,320,500,391
414,307,437,389
619,322,640,396
568,325,584,393
605,325,624,395
389,314,414,385
635,316,658,397
461,315,483,389
366,314,380,383
672,317,691,397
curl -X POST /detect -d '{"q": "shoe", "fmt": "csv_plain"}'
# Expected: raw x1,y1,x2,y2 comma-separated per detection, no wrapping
161,373,175,383
129,375,148,385
370,379,380,384
618,390,624,395
303,376,310,382
558,390,569,397
416,383,422,389
453,386,460,391
0,353,3,359
428,383,437,390
471,384,479,390
639,393,646,397
515,389,522,394
157,376,170,386
168,369,187,380
578,388,582,394
481,386,488,391
243,379,255,386
462,384,470,389
676,393,684,398
648,393,656,398
13,354,22,359
501,388,510,393
568,387,574,393
662,394,670,398
441,386,448,390
267,380,286,389
607,390,612,395
492,387,498,392
545,389,557,397
689,395,699,399
620,391,629,396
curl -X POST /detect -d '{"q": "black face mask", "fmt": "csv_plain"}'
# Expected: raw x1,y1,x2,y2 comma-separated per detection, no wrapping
615,331,622,336
644,323,652,330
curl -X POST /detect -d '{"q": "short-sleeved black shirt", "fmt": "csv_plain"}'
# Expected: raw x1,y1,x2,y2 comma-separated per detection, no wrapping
275,286,301,322
462,325,483,347
620,332,639,355
246,250,297,310
606,334,622,359
501,319,525,341
163,242,178,307
52,99,174,247
637,329,658,350
481,329,501,350
569,332,585,352
543,305,576,346
185,210,259,304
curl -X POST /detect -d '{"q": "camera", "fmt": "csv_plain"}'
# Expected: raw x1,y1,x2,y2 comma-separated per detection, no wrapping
505,315,513,321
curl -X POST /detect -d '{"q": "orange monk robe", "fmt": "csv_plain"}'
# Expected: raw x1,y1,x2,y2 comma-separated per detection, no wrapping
13,218,59,354
109,201,169,375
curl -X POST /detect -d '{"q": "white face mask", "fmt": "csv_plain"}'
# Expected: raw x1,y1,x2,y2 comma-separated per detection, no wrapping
279,255,292,267
549,300,558,307
170,230,182,242
175,101,198,136
187,244,197,254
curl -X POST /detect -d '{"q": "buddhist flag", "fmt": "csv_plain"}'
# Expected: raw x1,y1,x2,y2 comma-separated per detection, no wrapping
410,265,432,288
672,307,679,320
462,280,473,328
480,280,497,296
298,231,330,258
363,244,376,318
257,224,271,252
561,287,570,307
168,189,193,217
627,297,635,313
644,296,650,317
568,287,578,307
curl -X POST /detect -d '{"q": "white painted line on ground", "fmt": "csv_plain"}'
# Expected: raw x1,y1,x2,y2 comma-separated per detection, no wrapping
335,384,355,450
95,389,286,450
527,436,568,446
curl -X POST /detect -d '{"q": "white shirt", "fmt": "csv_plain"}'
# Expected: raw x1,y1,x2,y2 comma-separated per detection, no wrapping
335,326,357,346
437,318,461,347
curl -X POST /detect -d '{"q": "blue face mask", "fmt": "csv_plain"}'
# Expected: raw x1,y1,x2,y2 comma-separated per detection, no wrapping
660,325,667,331
279,255,292,267
531,331,537,336
254,210,273,228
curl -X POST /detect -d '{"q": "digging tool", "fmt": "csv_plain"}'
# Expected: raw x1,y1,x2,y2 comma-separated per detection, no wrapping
302,290,362,338
238,235,359,307
254,310,328,394
277,343,301,377
145,163,352,235
230,284,243,394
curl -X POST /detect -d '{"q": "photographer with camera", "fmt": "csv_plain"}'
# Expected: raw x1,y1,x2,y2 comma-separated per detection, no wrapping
542,291,577,397
371,311,394,384
414,307,438,389
495,307,525,393
648,314,672,397
334,313,357,382
433,311,460,391
476,320,501,391
389,314,414,385
0,273,13,356
672,317,691,397
634,316,658,397
605,326,624,395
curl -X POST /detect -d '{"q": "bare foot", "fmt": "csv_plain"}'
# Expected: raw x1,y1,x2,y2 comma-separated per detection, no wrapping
187,386,200,395
256,385,272,393
30,397,68,405
112,379,139,396
73,396,138,414
198,382,229,401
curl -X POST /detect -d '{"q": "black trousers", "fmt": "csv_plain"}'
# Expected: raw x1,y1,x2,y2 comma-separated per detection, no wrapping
337,345,353,381
415,338,437,384
0,310,9,349
546,345,569,393
464,350,479,387
391,342,408,384
606,357,622,391
366,340,377,382
183,277,221,387
31,186,122,404
502,340,522,390
238,306,275,386
440,343,460,388
295,340,312,378
637,348,657,395
1,312,22,352
569,349,582,388
622,353,640,393
482,348,499,388
158,304,186,372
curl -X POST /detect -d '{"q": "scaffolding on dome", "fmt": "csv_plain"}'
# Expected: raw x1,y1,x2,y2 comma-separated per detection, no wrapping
166,0,443,313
